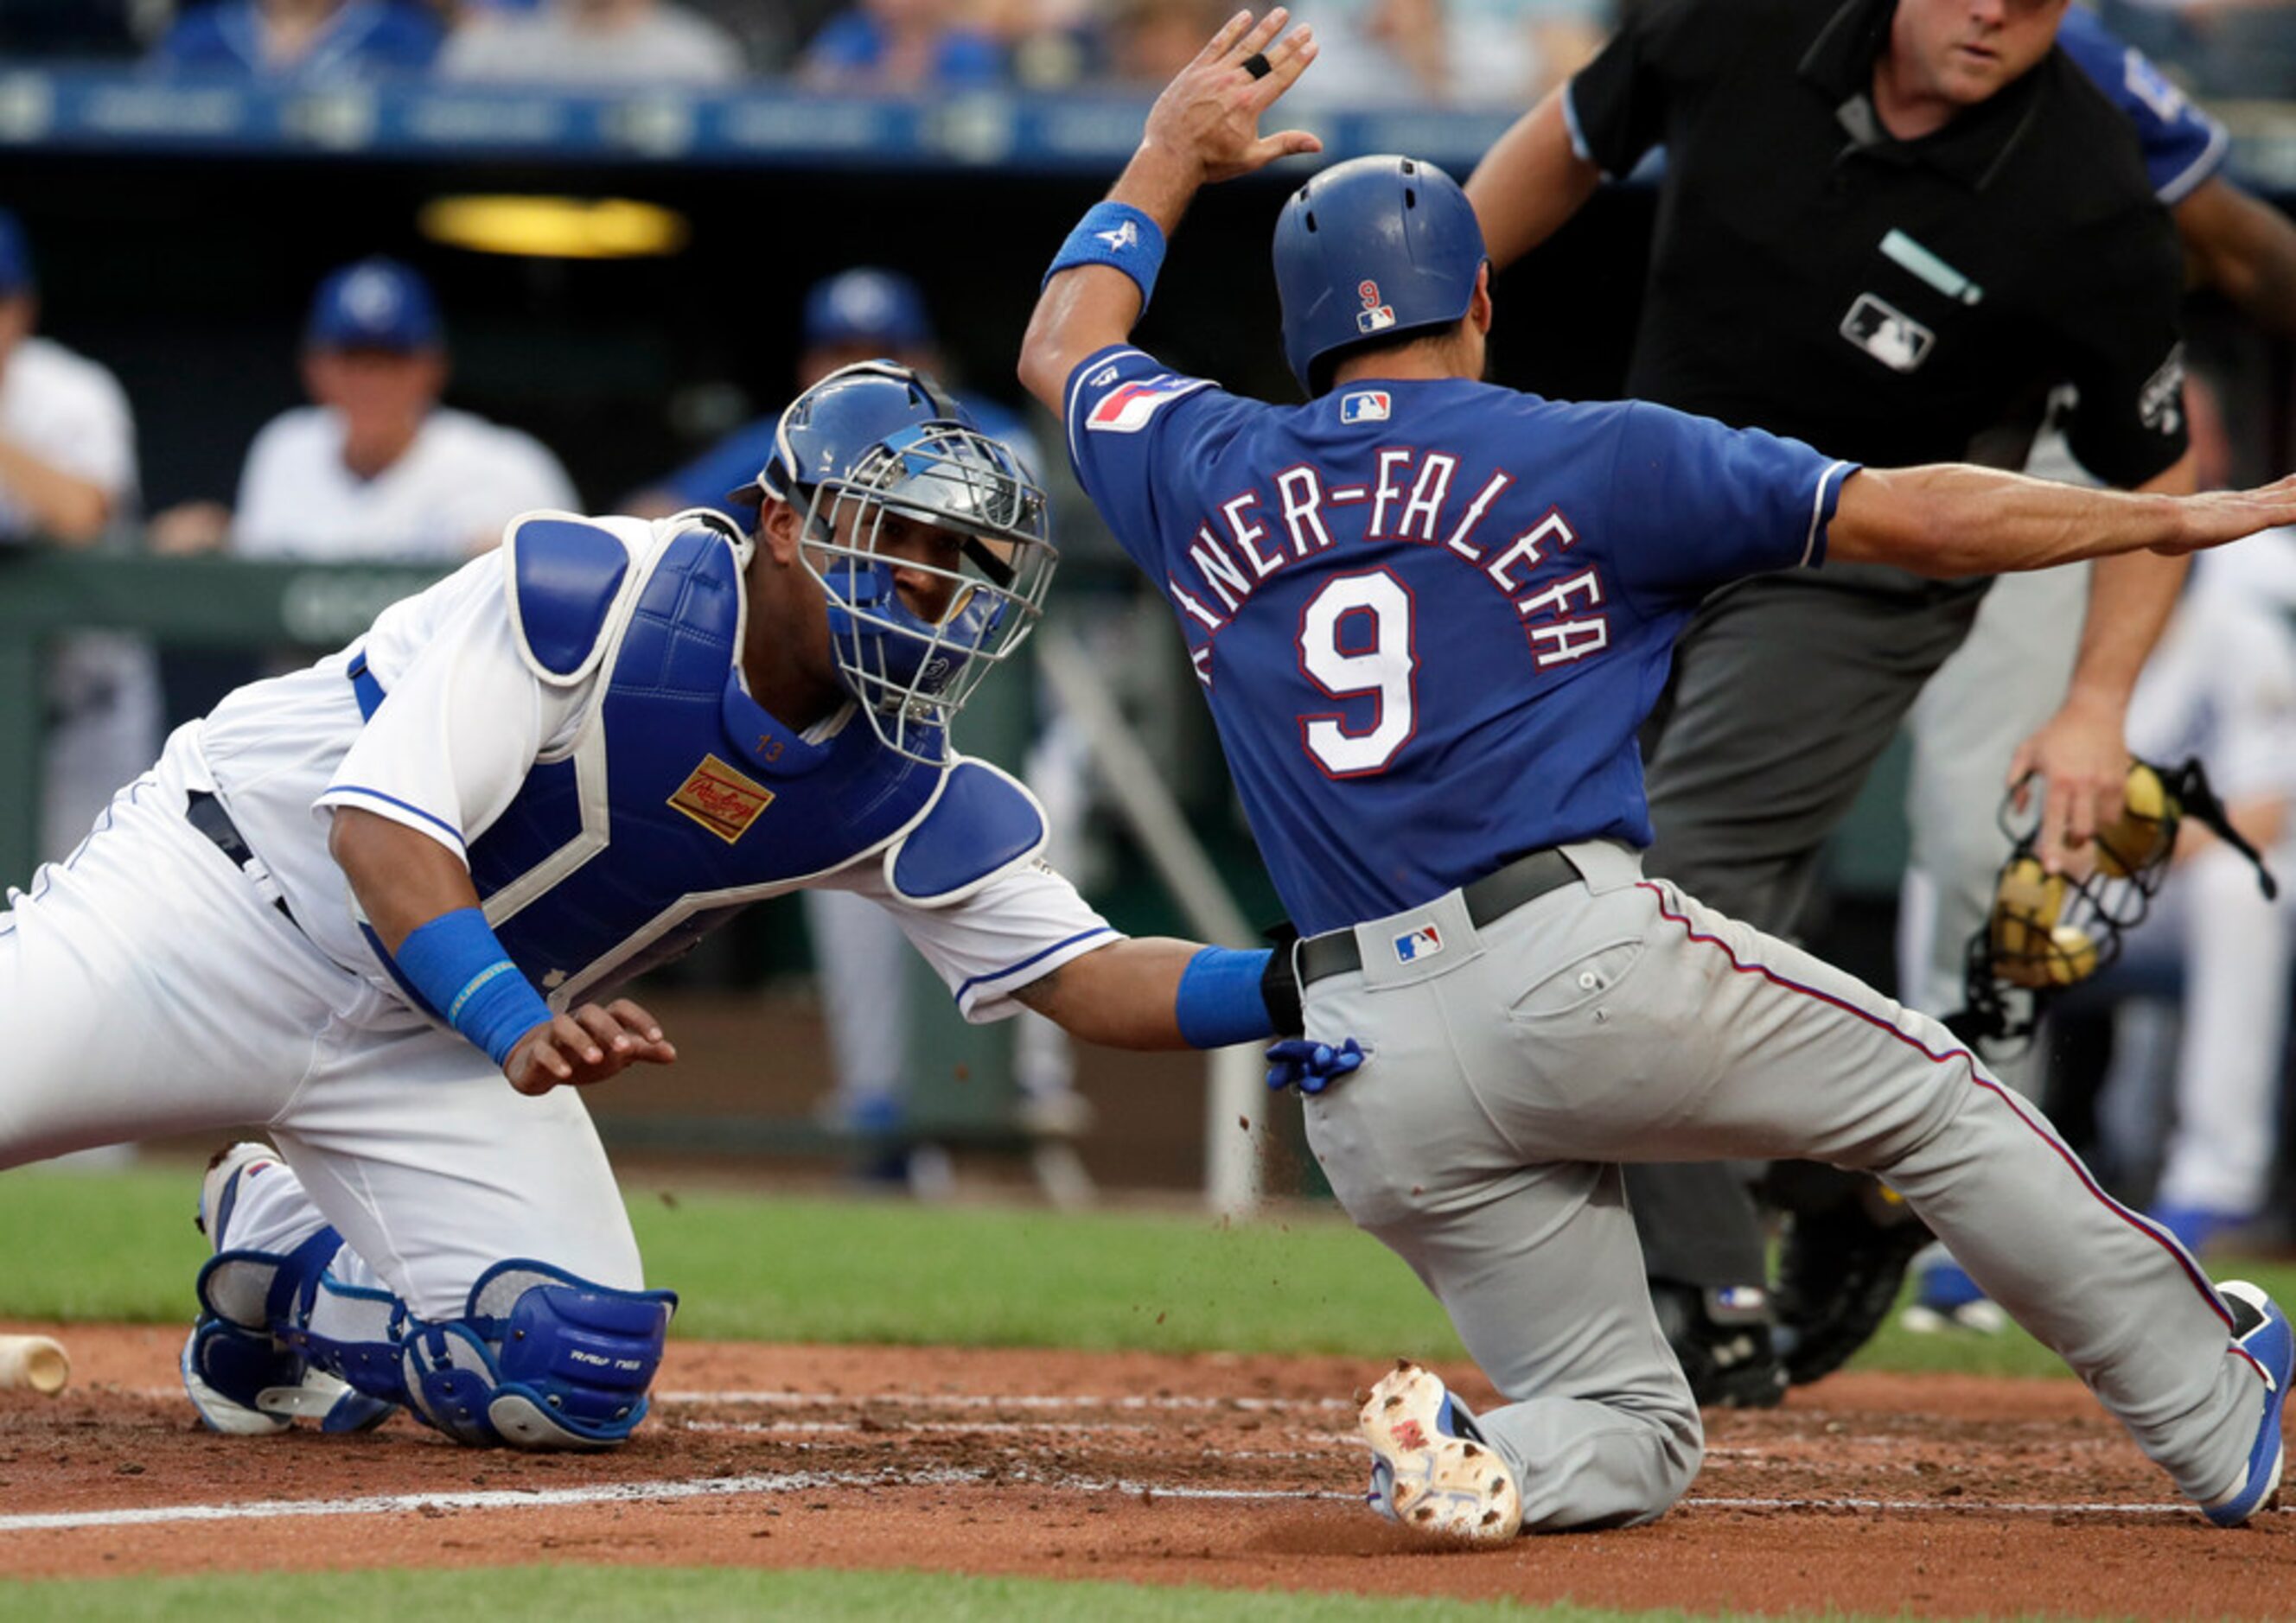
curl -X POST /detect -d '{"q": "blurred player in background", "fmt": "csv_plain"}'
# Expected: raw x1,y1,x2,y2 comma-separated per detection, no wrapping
0,208,160,868
1465,0,2207,1403
634,267,1094,1195
150,0,443,78
152,258,577,564
0,361,1300,1449
437,0,747,86
1021,8,2294,1538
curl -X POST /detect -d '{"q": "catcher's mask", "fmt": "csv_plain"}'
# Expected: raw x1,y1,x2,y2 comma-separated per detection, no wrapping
799,419,1053,766
1955,757,2276,1046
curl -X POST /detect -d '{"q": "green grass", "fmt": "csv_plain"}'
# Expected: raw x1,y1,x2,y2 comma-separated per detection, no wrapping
0,1162,1466,1357
4,1162,2291,1377
0,1566,1968,1623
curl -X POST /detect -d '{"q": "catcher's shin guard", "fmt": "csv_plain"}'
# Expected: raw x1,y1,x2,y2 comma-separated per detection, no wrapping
399,1259,678,1450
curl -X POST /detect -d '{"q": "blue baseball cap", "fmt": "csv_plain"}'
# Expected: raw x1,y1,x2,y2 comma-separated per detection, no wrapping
0,211,33,298
305,258,443,352
802,269,934,352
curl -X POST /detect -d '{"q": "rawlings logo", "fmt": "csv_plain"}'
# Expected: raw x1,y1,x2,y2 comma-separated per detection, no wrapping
668,754,775,843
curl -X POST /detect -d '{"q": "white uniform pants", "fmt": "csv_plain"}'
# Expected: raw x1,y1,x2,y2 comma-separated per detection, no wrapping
1302,842,2266,1531
0,725,641,1320
2098,846,2293,1215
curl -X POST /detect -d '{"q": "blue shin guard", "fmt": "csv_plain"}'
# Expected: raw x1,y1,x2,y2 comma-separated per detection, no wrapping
400,1259,678,1450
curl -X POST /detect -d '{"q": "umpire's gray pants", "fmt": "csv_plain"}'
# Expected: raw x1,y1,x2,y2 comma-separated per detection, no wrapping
1301,841,2266,1531
1629,563,1992,1285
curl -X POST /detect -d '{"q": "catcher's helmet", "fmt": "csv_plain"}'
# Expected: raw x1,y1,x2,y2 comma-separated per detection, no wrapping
1272,155,1487,398
733,358,964,508
738,361,1055,766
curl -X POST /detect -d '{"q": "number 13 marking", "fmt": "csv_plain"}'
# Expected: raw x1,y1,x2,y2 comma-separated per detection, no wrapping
1298,570,1417,777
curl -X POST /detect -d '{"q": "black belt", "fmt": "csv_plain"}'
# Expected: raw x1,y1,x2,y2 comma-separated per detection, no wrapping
186,789,298,928
1298,847,1581,987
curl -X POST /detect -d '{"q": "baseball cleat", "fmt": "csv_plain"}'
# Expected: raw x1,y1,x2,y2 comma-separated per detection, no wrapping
2201,1281,2290,1528
1359,1359,1521,1543
1898,1261,2008,1337
185,1142,397,1436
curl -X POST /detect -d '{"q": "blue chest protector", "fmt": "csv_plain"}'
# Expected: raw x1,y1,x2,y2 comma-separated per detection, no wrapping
414,515,1045,1008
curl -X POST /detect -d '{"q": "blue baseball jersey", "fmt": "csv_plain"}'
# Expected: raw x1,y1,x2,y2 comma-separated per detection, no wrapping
2057,7,2228,206
1065,347,1858,934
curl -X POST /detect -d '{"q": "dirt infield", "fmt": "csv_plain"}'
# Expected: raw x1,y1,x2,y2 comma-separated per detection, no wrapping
3,1323,2288,1617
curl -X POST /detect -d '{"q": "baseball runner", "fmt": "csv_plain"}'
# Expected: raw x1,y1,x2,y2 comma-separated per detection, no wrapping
0,360,1302,1449
1017,10,2293,1537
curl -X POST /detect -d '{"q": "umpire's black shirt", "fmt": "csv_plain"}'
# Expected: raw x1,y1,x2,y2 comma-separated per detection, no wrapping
1566,0,2189,482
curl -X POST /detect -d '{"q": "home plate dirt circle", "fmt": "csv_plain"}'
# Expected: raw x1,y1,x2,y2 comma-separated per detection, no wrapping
2,1324,2287,1617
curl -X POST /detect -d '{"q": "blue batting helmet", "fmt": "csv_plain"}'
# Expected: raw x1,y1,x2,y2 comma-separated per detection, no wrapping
1272,155,1488,398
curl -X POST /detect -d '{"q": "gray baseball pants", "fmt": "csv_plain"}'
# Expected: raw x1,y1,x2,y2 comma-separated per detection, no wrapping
1301,839,2265,1531
1627,564,1993,1287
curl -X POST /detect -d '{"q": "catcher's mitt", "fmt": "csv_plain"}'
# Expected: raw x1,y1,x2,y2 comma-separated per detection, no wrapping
1952,757,2275,1046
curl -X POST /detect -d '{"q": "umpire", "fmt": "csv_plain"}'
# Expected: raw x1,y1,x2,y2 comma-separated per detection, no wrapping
1467,0,2196,1404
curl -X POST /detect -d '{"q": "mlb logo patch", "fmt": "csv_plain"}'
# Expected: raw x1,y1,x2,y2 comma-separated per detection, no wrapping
1839,293,1934,373
1340,390,1391,424
1087,375,1203,434
1393,922,1443,964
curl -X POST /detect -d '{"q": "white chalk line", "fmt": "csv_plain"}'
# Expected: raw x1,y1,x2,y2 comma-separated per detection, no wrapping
6,1464,2285,1536
126,1387,1355,1414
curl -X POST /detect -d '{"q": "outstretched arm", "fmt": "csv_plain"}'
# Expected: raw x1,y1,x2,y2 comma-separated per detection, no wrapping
1013,934,1301,1051
1018,8,1321,414
1461,87,1604,272
1824,459,2296,576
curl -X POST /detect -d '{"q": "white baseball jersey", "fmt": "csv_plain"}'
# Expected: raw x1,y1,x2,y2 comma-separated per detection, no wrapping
2127,585,2296,808
199,521,1117,1021
0,334,162,862
230,405,578,563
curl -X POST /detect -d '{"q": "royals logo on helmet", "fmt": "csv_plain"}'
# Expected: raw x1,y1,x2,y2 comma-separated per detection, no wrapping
1393,923,1443,964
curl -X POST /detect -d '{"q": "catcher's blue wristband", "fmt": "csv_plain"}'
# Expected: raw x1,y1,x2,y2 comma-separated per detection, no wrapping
395,907,554,1068
1175,945,1276,1049
1043,201,1166,310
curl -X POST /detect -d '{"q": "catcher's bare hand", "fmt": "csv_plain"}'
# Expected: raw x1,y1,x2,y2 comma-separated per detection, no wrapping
2008,697,2127,871
505,999,677,1096
1142,9,1321,188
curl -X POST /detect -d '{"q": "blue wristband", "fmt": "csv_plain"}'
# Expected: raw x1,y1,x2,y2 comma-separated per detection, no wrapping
393,907,555,1068
1174,945,1276,1049
1043,201,1167,310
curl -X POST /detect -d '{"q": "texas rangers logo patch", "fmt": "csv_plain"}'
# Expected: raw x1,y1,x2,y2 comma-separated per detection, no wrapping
668,754,775,843
1340,390,1391,424
1087,375,1205,434
1355,278,1396,336
1393,922,1443,964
